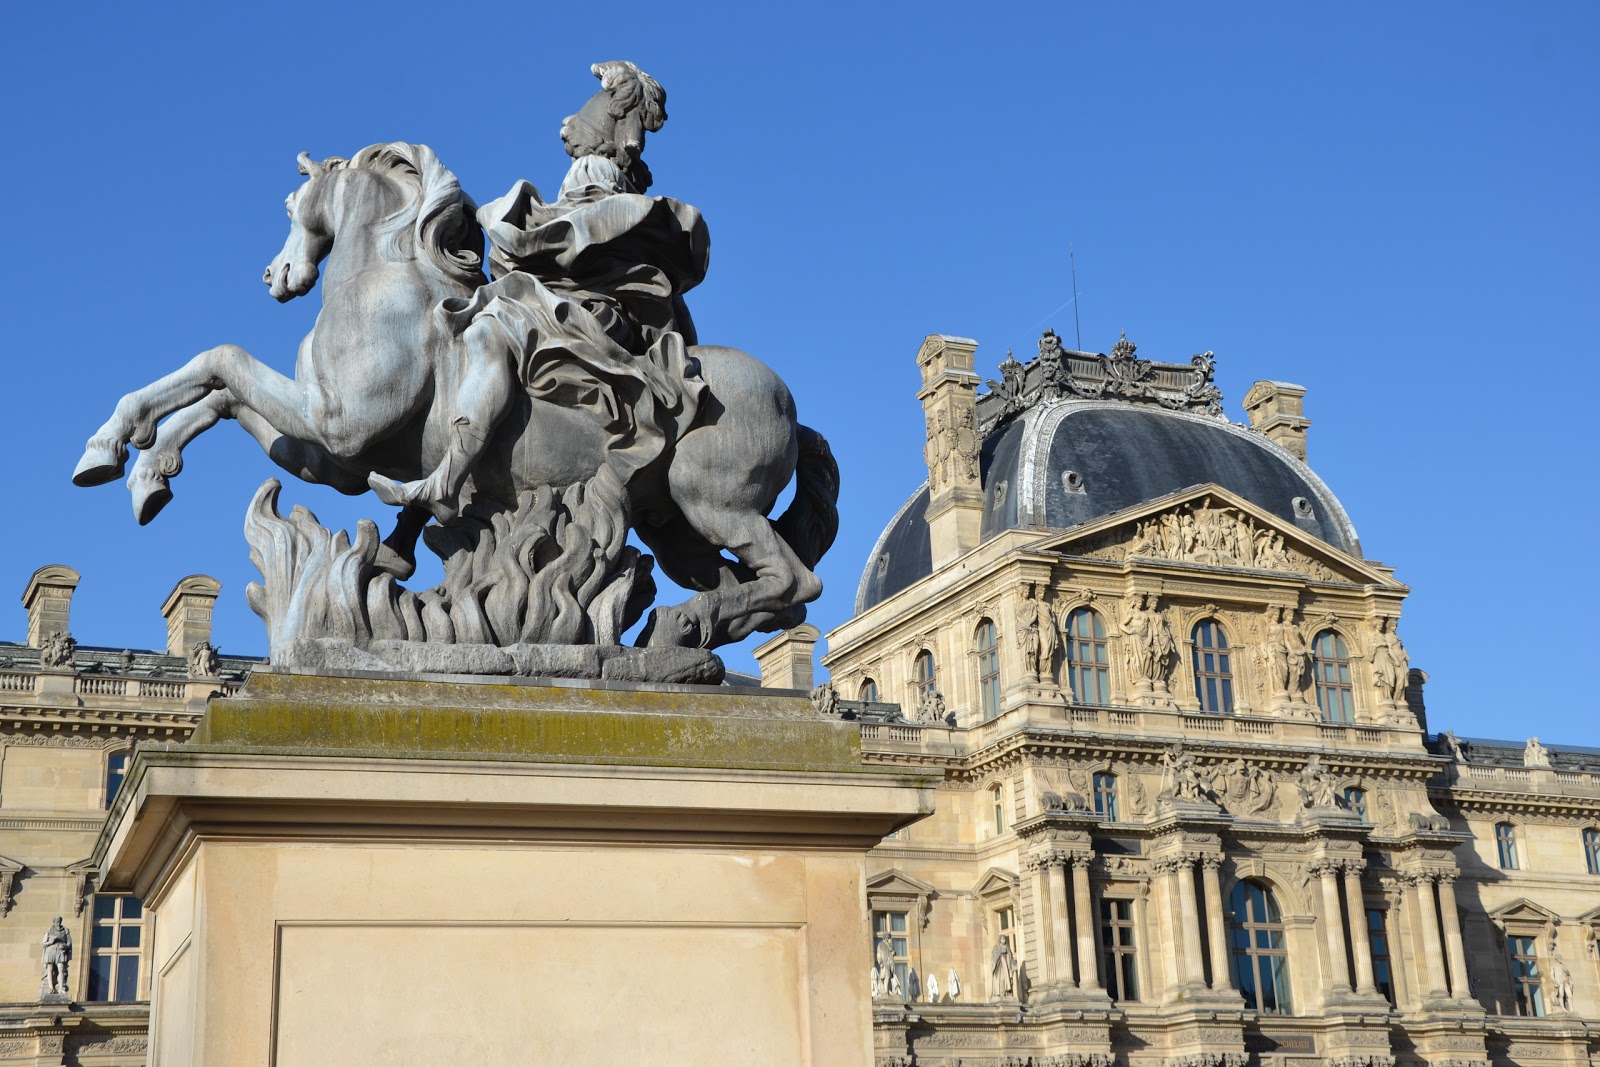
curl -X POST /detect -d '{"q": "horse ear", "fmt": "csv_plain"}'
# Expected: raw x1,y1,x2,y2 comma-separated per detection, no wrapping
297,152,321,178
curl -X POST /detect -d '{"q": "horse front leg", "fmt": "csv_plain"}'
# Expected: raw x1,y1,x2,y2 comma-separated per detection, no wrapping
124,391,234,524
74,343,359,487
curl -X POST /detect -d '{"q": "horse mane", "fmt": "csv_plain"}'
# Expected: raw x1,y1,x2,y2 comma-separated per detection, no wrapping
346,142,486,289
595,60,666,135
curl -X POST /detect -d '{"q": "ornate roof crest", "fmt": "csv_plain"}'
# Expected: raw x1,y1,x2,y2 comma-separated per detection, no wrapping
979,329,1223,432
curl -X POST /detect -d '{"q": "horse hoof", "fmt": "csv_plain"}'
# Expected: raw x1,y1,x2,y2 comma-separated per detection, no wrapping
72,442,127,487
131,479,173,526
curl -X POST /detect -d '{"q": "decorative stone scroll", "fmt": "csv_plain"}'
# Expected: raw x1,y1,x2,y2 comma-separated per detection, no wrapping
979,330,1223,431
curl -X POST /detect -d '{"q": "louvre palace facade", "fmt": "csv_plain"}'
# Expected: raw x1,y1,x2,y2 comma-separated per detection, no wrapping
0,332,1596,1067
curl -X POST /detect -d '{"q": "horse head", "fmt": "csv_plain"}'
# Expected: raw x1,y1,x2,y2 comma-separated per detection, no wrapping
264,151,347,302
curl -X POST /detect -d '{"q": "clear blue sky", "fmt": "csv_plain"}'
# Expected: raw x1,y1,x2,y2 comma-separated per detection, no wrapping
1,3,1594,741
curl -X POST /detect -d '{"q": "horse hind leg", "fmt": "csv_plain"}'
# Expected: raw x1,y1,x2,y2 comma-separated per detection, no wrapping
640,502,822,650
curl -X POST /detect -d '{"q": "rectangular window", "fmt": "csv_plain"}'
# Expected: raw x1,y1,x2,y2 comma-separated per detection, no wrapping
1093,773,1118,821
1099,898,1139,1002
1584,829,1600,875
1496,824,1519,870
872,910,911,994
1508,934,1545,1017
87,896,143,1002
995,906,1014,953
1366,907,1395,1006
105,751,129,808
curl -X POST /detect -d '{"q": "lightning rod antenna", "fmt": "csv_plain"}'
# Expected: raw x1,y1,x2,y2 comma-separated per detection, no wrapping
1070,244,1083,351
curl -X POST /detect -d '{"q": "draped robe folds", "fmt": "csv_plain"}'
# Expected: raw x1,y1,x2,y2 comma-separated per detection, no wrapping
443,170,711,487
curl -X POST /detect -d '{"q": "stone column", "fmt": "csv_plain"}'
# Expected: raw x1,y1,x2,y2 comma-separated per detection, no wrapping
1050,858,1076,988
1071,855,1102,991
1027,856,1054,986
1383,891,1409,1008
1174,856,1207,988
1409,873,1448,997
1435,874,1472,999
1343,862,1376,995
1155,859,1182,999
1317,861,1351,994
1201,854,1232,990
1132,881,1154,1002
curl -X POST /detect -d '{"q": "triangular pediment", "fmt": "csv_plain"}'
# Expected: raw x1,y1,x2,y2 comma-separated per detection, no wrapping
1040,485,1402,587
973,867,1019,898
867,869,938,898
1491,898,1560,926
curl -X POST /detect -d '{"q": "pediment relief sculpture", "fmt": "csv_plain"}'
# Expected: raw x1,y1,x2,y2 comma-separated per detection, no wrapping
1068,497,1359,584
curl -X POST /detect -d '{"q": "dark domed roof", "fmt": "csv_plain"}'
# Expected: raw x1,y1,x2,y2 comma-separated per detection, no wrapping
856,399,1359,612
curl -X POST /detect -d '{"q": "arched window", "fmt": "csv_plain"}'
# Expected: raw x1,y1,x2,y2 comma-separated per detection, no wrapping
1496,822,1519,870
1342,787,1368,822
859,678,879,703
991,784,1005,834
105,750,130,809
1191,620,1235,714
1063,608,1110,706
976,619,1001,721
1093,772,1118,820
913,650,937,705
1230,880,1292,1015
1312,630,1355,723
1584,828,1600,875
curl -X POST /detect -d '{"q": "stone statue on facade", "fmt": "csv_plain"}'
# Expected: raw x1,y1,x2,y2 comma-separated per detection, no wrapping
186,640,220,678
1549,952,1575,1013
1223,757,1275,818
946,968,961,1001
914,690,948,725
1441,729,1468,763
39,631,76,671
1368,617,1409,707
989,935,1017,999
872,932,896,998
925,972,939,1003
40,917,71,999
1017,584,1057,683
809,682,839,718
1160,742,1209,804
1524,737,1552,769
71,63,839,684
1265,606,1310,697
1296,754,1339,809
1120,593,1177,695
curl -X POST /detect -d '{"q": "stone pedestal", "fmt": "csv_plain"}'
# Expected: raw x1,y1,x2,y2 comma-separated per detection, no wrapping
93,671,933,1067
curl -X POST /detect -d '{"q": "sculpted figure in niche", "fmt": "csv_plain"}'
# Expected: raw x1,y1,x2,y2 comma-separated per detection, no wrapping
40,917,71,998
1525,737,1552,769
990,935,1017,999
1120,593,1177,690
1017,584,1058,682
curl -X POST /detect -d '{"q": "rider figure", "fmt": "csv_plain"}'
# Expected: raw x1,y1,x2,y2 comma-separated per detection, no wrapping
368,64,706,522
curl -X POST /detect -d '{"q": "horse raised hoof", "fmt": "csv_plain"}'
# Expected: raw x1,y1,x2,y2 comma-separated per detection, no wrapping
72,439,128,487
128,472,173,526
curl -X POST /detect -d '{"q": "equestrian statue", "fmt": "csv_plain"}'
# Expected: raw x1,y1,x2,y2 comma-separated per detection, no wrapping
71,61,837,684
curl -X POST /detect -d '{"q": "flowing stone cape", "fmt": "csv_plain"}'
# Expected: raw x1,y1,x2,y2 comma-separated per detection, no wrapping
450,165,712,482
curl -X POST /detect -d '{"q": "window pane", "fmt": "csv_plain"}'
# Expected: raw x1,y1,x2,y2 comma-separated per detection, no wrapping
120,925,141,948
115,956,139,1002
93,896,117,920
92,926,115,949
122,898,143,920
88,955,112,1001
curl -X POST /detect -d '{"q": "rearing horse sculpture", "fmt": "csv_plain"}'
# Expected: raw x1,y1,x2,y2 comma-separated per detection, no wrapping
72,142,837,657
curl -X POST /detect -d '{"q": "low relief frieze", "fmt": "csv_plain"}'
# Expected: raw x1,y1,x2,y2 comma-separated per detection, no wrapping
0,730,125,749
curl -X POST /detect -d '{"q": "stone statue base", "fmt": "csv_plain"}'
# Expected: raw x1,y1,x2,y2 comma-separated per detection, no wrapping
93,672,928,1067
278,636,723,685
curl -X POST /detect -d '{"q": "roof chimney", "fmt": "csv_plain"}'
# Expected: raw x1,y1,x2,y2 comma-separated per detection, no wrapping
22,565,80,648
161,575,222,658
752,624,820,690
1242,381,1311,462
917,334,984,566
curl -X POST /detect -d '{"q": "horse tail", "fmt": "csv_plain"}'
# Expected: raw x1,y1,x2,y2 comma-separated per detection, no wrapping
774,424,839,571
